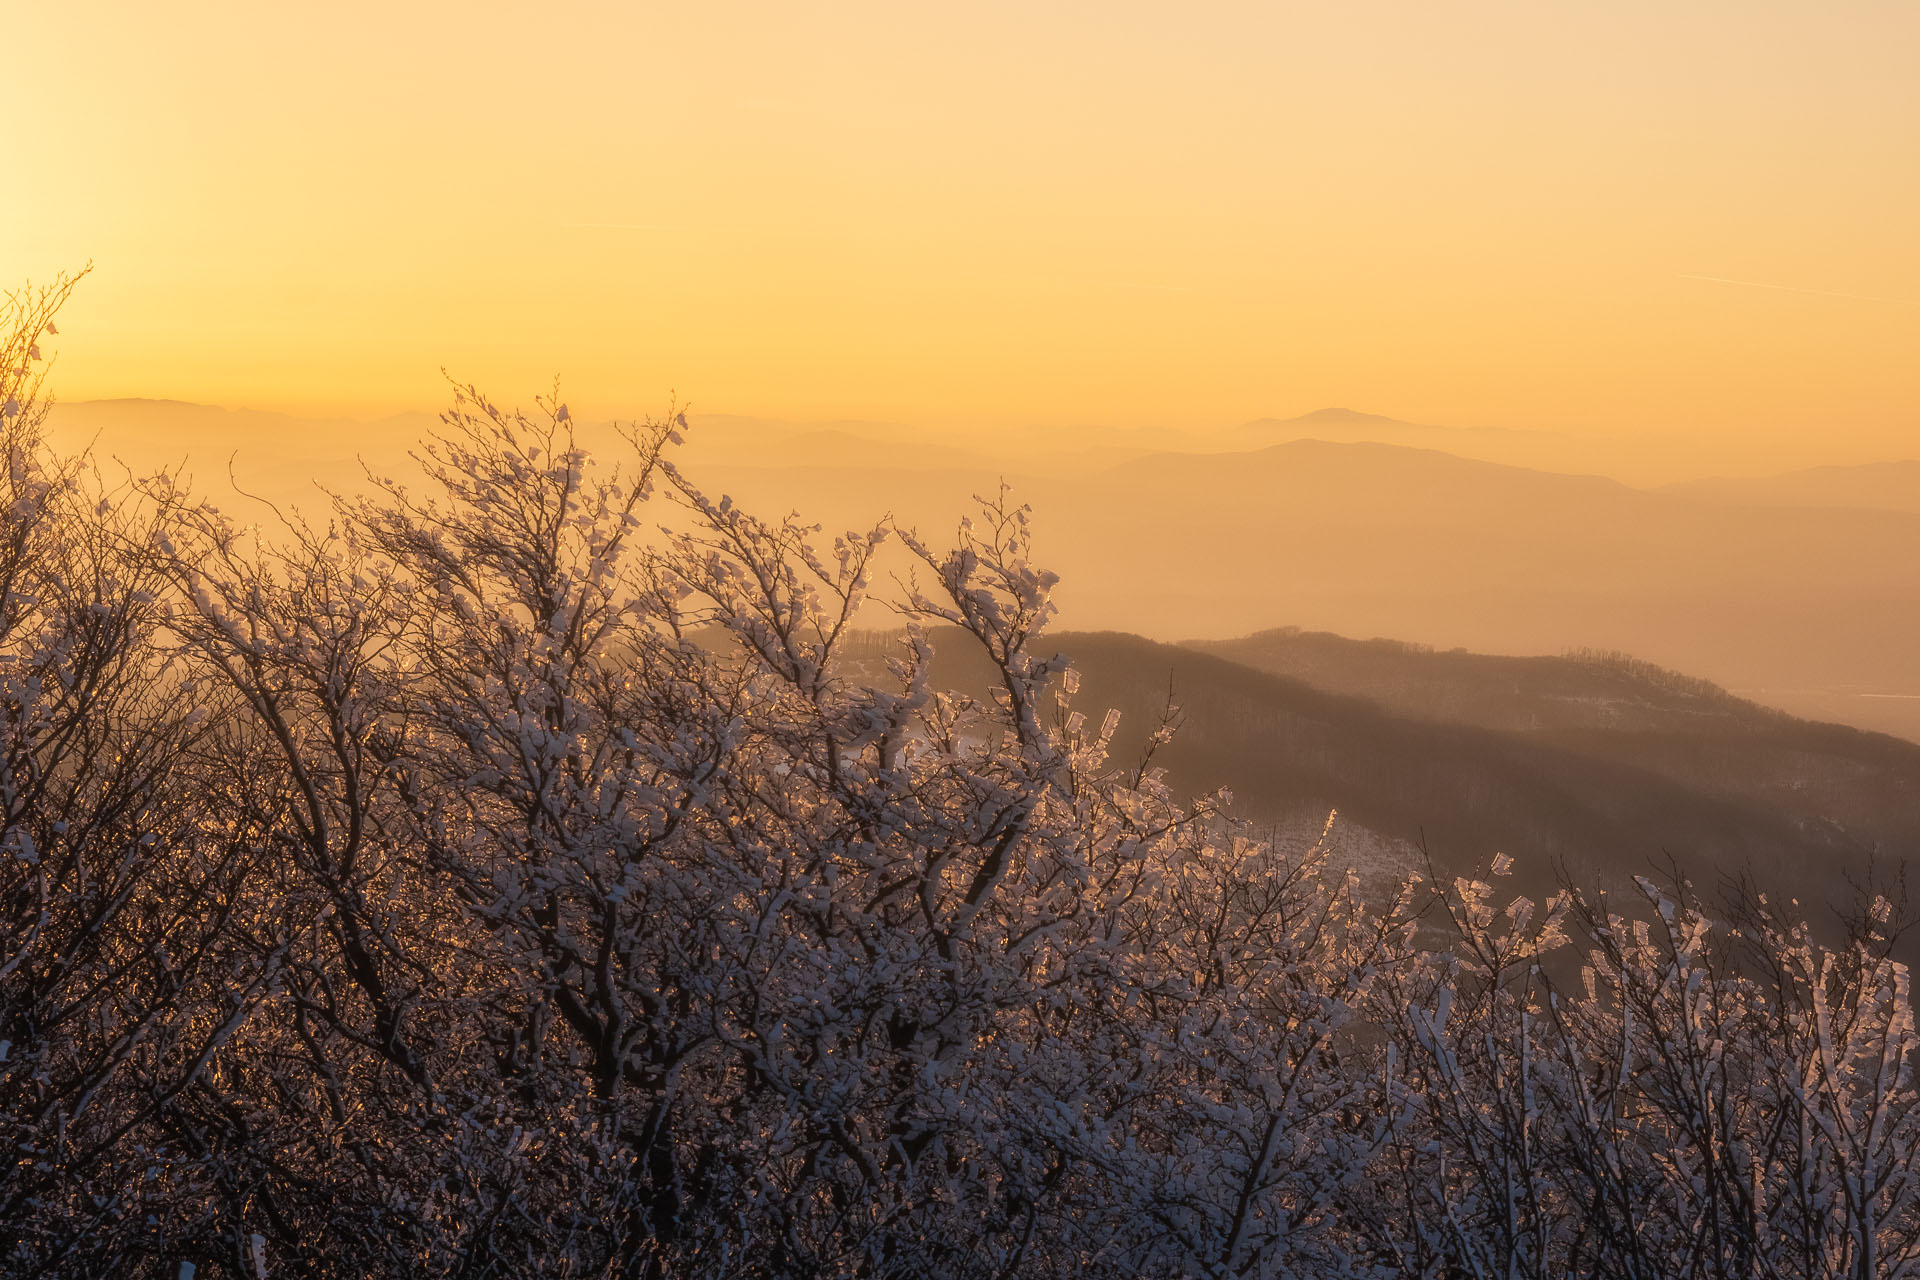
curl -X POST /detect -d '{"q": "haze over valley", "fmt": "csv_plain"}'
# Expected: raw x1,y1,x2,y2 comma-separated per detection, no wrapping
54,395,1920,743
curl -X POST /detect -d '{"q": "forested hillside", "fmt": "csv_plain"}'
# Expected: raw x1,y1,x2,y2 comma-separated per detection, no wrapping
1191,628,1920,888
859,628,1920,940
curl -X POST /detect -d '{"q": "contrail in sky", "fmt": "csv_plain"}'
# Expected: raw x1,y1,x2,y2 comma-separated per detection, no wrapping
1680,274,1917,305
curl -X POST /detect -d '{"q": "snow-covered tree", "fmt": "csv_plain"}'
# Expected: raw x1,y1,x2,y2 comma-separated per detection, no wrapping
10,280,1920,1278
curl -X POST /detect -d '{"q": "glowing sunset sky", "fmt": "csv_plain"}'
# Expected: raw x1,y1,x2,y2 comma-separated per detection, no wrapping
6,1,1917,451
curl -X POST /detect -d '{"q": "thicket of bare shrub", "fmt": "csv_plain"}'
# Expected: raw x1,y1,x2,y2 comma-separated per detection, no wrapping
6,279,1920,1279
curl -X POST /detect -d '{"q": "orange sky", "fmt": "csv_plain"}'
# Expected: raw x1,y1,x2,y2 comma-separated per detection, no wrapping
6,1,1918,454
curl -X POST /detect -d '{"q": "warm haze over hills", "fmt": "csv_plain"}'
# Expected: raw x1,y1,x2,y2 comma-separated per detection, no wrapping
17,1,1918,751
48,395,1920,745
21,0,1917,753
14,5,1920,1269
1668,460,1920,516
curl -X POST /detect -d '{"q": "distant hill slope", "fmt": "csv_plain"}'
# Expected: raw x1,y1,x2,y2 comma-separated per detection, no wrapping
1186,627,1769,735
1188,627,1920,874
1238,407,1425,433
878,629,1920,919
1223,407,1620,475
1666,459,1920,515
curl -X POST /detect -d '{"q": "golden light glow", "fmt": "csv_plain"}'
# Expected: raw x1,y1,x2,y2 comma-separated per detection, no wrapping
5,1,1916,460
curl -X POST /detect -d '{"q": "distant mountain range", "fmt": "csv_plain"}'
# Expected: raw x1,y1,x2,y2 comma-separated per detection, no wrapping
1026,439,1920,703
43,397,1920,743
1229,407,1568,458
